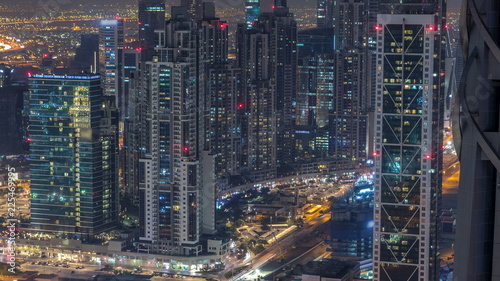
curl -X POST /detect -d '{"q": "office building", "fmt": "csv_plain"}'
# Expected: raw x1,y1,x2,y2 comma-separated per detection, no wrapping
454,0,500,279
138,0,166,61
245,0,260,29
372,4,446,280
28,74,118,239
98,19,124,111
136,7,215,256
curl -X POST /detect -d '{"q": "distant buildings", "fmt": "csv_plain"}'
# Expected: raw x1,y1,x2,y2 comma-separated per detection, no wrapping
245,0,260,29
201,9,242,181
98,19,124,111
372,2,446,280
138,0,166,62
236,3,297,180
71,34,99,74
295,28,335,159
0,64,29,156
28,74,118,238
454,0,500,279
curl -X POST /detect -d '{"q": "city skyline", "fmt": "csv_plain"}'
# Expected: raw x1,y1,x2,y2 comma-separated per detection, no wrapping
0,0,473,281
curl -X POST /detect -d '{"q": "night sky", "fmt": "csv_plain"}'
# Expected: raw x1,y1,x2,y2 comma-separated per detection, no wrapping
0,0,463,11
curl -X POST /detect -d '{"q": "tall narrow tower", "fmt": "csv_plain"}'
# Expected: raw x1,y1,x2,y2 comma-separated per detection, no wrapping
138,0,166,62
329,0,369,163
372,2,446,280
137,7,215,256
201,6,242,181
245,0,260,29
99,19,124,103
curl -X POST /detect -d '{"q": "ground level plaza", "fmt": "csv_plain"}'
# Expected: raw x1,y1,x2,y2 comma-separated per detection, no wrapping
15,238,225,271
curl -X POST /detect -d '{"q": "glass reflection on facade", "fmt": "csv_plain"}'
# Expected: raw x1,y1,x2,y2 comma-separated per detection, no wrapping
245,0,260,29
29,75,118,238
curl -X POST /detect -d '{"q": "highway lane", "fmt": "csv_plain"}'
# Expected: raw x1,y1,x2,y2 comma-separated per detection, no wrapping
227,215,330,281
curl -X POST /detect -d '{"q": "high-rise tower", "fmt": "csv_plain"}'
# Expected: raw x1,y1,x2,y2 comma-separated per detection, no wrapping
328,0,369,163
316,0,333,28
236,4,299,181
137,7,215,256
295,28,335,159
454,0,500,280
138,0,165,62
253,7,297,168
245,0,260,29
99,19,124,125
201,7,242,181
181,0,203,19
372,2,446,280
29,74,118,239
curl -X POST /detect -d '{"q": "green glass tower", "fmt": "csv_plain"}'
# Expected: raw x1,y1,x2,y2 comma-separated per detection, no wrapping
29,74,118,239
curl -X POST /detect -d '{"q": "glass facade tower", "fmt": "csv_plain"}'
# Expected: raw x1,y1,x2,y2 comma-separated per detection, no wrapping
373,12,445,281
29,74,118,239
245,0,260,29
138,0,165,61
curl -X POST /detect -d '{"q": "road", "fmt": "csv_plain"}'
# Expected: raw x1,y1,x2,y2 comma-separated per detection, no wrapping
442,131,459,209
227,214,330,281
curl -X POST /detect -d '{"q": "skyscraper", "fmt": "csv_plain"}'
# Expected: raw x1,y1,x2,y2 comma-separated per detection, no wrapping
98,19,124,108
245,0,260,29
181,0,203,19
237,4,297,178
71,34,99,74
237,22,277,181
138,0,165,61
29,74,118,238
372,3,446,280
137,7,215,255
295,28,335,159
122,49,141,195
316,0,333,28
201,9,242,181
329,0,369,163
259,6,298,168
454,0,500,279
